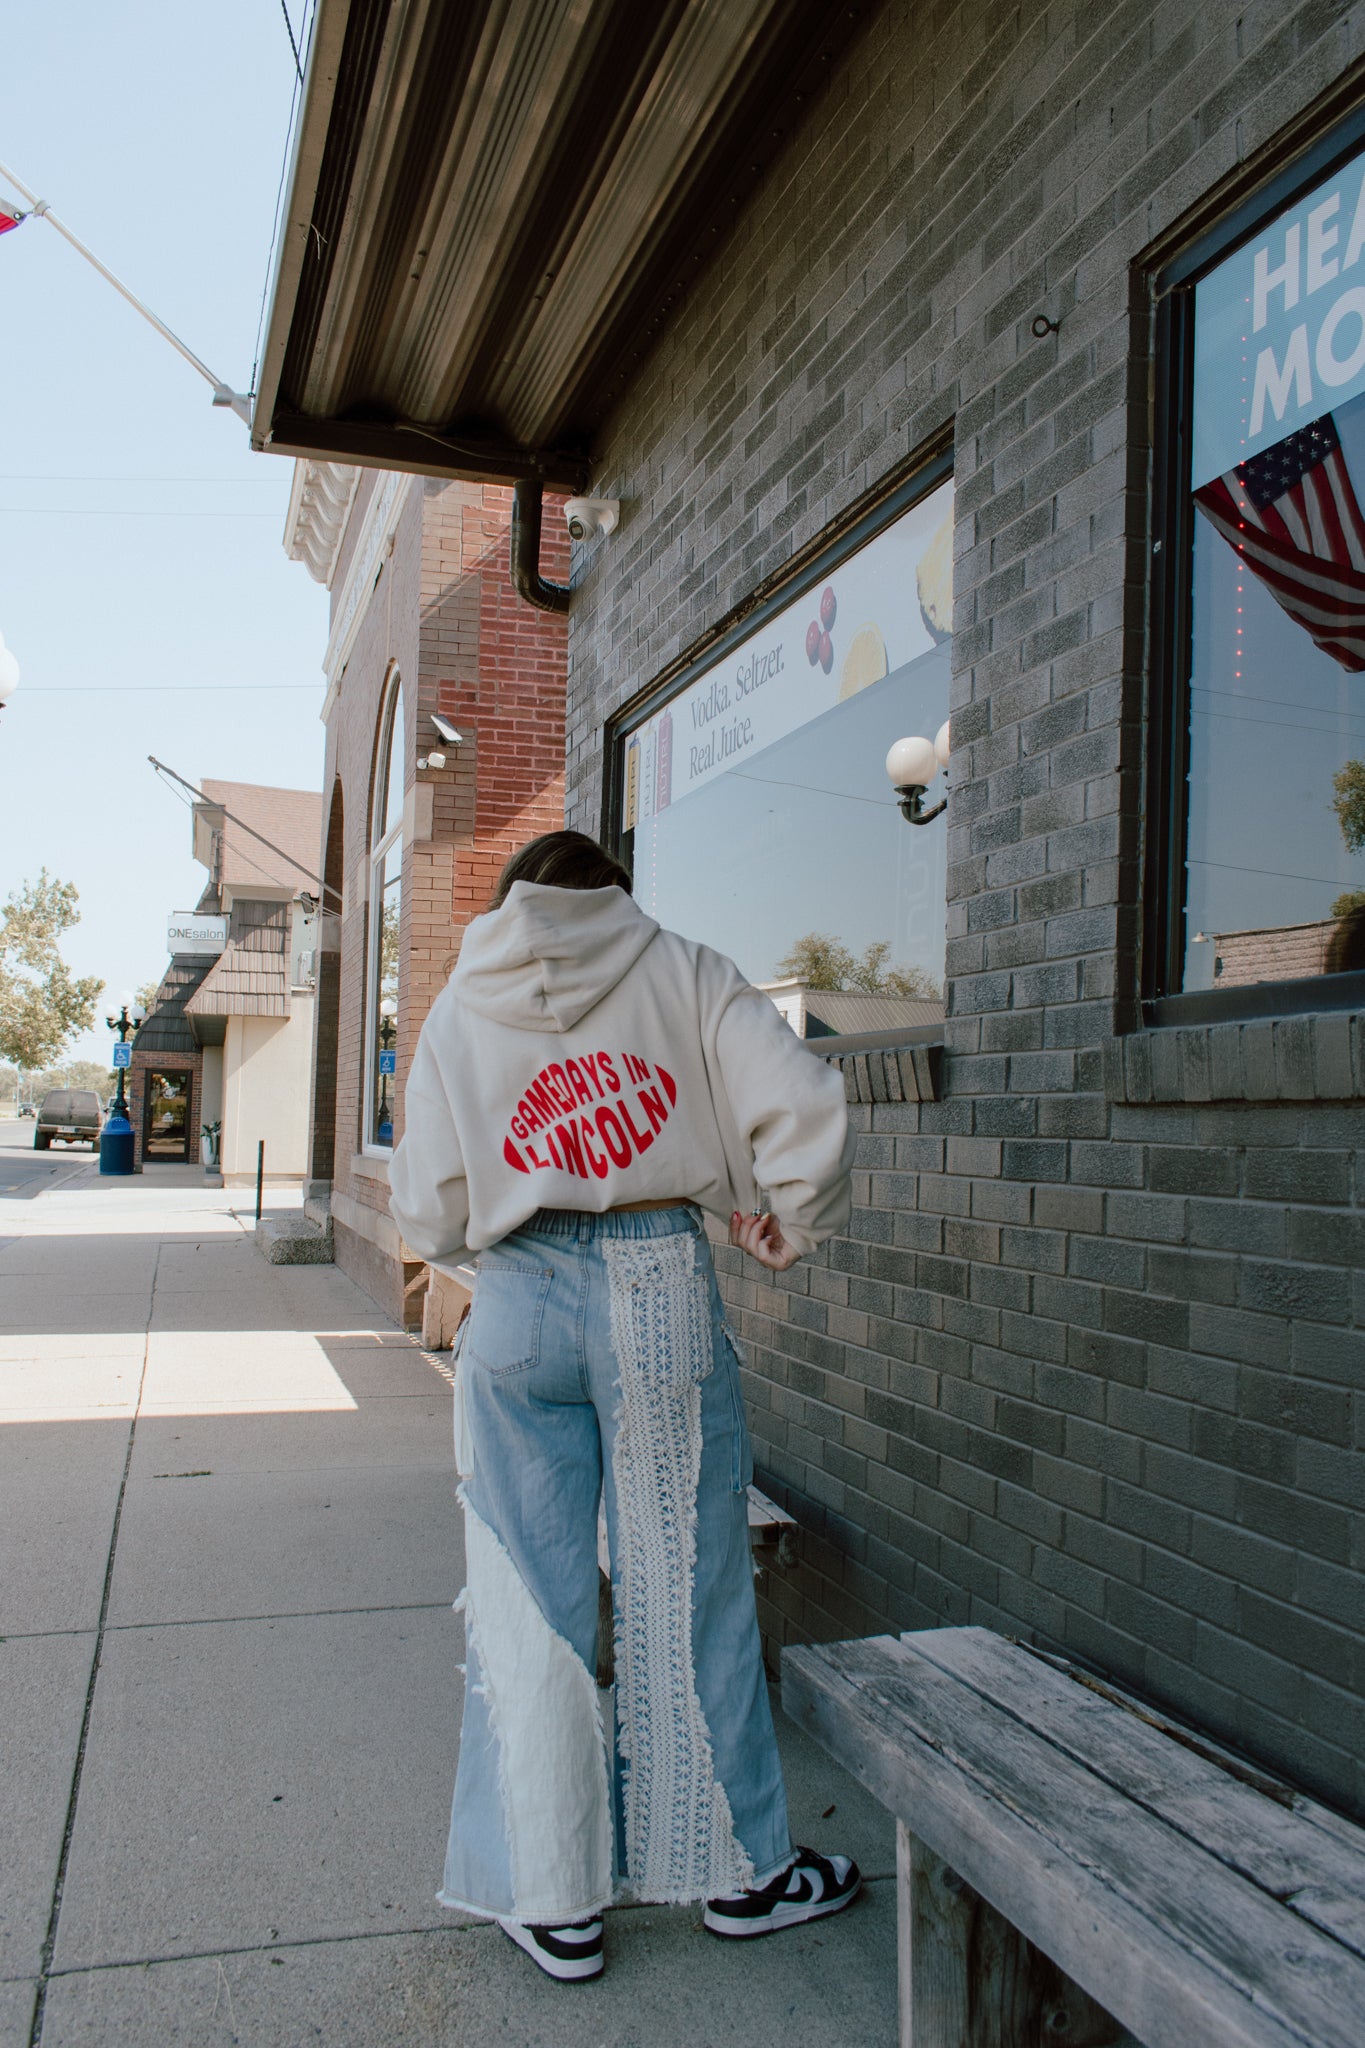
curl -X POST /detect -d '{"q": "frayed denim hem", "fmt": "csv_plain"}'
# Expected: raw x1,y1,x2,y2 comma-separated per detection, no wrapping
436,1885,617,1924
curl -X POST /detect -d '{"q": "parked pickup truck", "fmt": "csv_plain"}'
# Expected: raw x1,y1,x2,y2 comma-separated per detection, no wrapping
34,1088,104,1150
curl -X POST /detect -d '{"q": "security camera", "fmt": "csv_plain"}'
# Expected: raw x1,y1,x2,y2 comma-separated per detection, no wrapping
430,713,464,746
419,751,447,771
564,497,619,541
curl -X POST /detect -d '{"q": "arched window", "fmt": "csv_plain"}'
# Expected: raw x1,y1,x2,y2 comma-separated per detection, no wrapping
365,671,404,1149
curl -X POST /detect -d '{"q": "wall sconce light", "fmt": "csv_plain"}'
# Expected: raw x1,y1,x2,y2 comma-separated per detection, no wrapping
887,719,950,825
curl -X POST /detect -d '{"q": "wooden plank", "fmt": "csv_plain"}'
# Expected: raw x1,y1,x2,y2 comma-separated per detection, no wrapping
898,1823,1132,2048
900,1820,969,2048
597,1484,792,1572
783,1637,1365,2048
745,1481,796,1531
911,1628,1365,1962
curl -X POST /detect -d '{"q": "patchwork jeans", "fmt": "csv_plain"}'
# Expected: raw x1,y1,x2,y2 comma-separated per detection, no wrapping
438,1204,793,1925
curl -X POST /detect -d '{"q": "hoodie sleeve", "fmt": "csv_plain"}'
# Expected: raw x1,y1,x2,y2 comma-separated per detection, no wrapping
712,982,856,1256
388,1027,471,1266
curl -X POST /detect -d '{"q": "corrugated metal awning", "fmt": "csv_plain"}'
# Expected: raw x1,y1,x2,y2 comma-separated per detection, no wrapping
252,0,862,486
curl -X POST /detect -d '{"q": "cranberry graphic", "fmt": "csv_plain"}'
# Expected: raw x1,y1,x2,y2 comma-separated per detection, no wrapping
805,620,821,665
820,586,837,630
818,630,833,674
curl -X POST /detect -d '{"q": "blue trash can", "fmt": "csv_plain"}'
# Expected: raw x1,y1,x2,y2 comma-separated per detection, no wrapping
99,1114,135,1176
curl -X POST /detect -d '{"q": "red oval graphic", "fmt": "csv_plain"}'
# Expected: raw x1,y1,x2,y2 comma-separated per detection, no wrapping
503,1052,675,1179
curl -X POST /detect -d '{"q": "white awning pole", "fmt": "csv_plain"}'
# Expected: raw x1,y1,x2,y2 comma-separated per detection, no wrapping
0,159,252,424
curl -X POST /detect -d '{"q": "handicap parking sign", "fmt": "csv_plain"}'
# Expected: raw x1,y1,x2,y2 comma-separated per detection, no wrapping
112,1044,132,1068
378,1049,397,1075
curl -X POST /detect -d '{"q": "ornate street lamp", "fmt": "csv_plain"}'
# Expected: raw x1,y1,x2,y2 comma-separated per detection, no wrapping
376,998,397,1144
100,1001,145,1176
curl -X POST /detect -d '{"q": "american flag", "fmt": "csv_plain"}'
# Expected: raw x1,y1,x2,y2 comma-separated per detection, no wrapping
1194,413,1365,673
0,201,24,238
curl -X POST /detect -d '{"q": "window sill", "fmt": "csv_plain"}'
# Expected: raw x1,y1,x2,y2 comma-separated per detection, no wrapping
350,1150,392,1184
1106,1010,1365,1104
1143,970,1365,1028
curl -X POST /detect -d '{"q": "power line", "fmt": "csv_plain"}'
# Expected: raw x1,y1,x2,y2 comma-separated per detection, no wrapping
279,0,305,82
252,0,316,395
0,474,281,485
0,508,280,519
28,683,316,695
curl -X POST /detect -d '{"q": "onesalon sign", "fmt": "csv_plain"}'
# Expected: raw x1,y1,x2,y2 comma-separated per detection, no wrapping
167,914,227,955
1193,142,1365,488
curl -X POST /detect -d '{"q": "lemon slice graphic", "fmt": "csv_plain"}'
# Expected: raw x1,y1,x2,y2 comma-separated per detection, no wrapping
838,623,889,699
917,512,953,642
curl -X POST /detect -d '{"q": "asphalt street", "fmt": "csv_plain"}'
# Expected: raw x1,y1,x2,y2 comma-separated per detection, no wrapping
0,1122,98,1202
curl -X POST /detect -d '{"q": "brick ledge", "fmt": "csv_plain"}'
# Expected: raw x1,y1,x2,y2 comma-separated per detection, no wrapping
1105,1012,1365,1104
826,1041,942,1105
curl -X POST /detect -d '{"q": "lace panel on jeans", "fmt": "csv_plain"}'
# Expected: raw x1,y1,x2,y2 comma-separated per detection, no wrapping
604,1231,754,1904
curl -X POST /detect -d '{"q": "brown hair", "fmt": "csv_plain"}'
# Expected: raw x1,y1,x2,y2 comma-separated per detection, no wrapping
489,830,632,909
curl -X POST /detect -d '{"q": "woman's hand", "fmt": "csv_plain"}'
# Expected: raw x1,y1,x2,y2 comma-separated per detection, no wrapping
729,1210,802,1272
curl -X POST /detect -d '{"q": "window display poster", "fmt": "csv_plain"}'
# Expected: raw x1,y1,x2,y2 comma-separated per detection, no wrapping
624,481,953,827
1193,141,1365,488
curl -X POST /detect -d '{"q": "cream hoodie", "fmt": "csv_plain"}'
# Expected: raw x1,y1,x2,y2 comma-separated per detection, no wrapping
388,882,855,1264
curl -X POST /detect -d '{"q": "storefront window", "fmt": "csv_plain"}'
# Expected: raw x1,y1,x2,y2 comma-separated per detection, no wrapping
1174,139,1365,997
617,476,953,1033
366,673,403,1146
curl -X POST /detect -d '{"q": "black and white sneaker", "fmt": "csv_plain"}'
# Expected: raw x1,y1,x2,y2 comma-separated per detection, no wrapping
497,1914,604,1981
704,1847,861,1938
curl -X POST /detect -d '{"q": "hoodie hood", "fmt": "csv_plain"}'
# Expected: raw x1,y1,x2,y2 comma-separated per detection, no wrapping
452,882,660,1031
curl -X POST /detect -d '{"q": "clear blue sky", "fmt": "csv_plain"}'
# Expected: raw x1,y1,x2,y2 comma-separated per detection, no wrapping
0,2,331,1065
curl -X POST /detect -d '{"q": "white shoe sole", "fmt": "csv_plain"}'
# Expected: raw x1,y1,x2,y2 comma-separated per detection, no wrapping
498,1918,604,1981
703,1881,860,1938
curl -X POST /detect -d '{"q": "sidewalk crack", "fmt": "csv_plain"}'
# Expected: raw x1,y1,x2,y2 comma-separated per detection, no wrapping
27,1238,162,2047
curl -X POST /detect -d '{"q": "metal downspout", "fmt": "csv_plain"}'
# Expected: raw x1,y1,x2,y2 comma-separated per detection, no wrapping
510,479,571,613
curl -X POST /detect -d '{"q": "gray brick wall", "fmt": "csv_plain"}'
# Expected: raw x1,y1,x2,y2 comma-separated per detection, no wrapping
562,0,1365,1815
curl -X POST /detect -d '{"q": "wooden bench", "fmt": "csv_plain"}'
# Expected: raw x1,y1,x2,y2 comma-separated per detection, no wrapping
782,1625,1365,2048
595,1481,796,1575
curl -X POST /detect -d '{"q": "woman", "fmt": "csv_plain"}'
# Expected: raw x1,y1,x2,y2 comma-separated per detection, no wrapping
389,830,860,1982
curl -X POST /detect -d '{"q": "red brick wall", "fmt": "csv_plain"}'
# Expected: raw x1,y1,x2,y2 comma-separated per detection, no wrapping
317,476,568,1301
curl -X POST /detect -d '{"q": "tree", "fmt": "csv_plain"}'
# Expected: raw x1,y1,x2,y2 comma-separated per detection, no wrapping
774,930,942,1000
28,1059,116,1097
1332,758,1365,853
881,961,944,1000
1332,887,1365,919
136,978,163,1013
775,932,857,990
0,871,103,1073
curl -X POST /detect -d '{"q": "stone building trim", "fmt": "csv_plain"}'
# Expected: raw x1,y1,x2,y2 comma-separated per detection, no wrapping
320,471,414,710
284,460,360,586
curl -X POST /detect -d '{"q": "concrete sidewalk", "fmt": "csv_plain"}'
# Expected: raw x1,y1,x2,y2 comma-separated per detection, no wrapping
1,1165,896,2048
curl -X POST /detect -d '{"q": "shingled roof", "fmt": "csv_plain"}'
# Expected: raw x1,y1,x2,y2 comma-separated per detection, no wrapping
196,780,322,897
133,955,217,1055
184,925,291,1020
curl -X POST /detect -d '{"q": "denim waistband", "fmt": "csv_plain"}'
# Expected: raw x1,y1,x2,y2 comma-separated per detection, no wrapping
514,1203,702,1243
